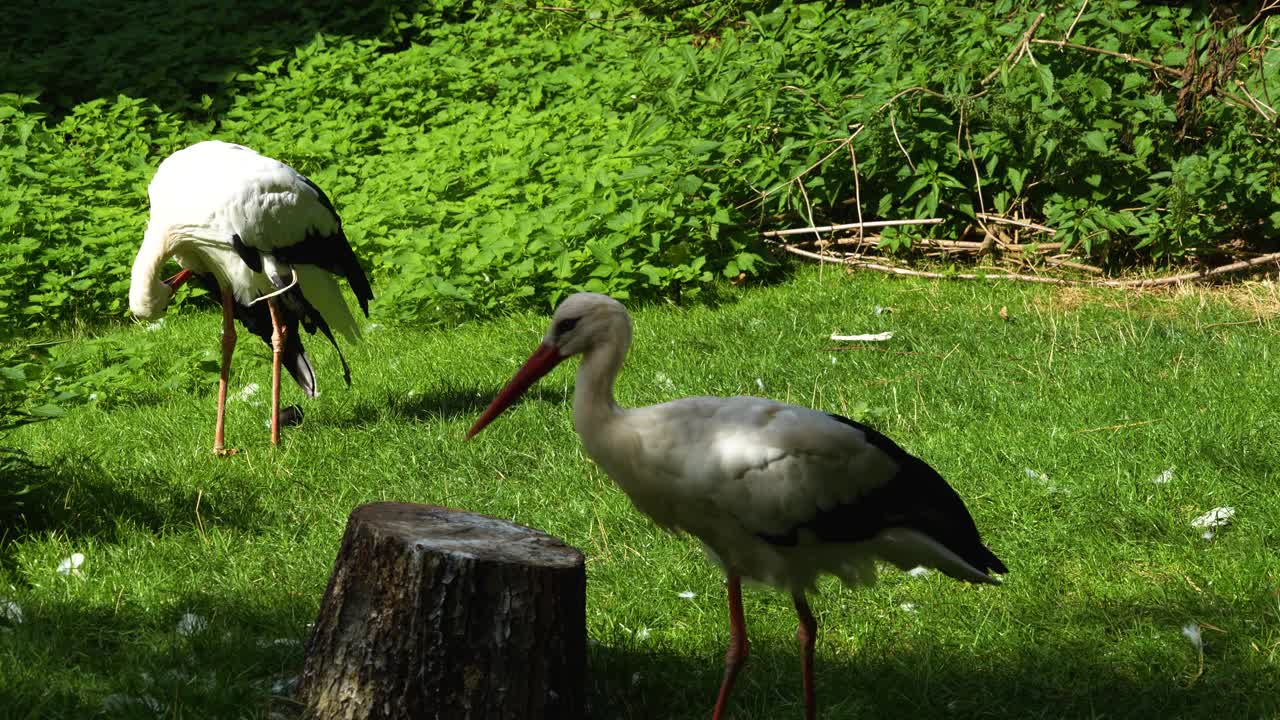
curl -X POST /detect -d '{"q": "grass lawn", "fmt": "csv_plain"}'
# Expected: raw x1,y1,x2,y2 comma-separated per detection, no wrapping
2,267,1279,719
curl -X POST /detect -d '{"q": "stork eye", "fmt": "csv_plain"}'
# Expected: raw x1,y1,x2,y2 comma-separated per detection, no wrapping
555,317,580,336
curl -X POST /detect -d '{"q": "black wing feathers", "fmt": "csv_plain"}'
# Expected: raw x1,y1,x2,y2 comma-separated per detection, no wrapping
231,233,262,273
758,414,1006,578
298,175,337,214
269,174,374,317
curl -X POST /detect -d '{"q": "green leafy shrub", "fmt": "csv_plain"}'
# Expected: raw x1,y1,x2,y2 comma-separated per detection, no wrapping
0,92,188,335
1,1,1277,337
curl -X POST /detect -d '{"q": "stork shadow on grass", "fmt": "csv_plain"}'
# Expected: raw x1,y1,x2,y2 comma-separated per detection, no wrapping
0,450,267,568
338,384,569,427
588,592,1280,720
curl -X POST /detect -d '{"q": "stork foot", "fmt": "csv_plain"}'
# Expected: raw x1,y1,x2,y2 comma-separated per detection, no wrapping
213,447,240,457
279,405,304,427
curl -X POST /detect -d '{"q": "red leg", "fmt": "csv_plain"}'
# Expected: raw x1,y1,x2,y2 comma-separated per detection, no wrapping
794,594,817,720
213,288,236,455
712,574,749,720
267,298,285,446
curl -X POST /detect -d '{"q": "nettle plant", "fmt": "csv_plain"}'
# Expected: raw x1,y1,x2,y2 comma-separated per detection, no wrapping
700,1,1279,263
0,92,189,336
1,0,1277,335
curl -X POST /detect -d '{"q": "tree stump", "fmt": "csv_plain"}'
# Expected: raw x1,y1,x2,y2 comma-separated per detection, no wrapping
298,502,586,720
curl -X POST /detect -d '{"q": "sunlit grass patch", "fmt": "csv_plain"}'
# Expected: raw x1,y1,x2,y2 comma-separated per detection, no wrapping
2,268,1279,718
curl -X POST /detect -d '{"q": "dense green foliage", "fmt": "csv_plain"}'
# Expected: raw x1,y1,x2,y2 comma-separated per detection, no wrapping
2,270,1279,717
2,1,1277,336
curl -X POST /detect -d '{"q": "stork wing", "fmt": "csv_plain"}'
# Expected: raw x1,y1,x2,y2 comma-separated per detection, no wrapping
227,165,343,254
632,396,898,537
630,396,1005,578
232,166,373,317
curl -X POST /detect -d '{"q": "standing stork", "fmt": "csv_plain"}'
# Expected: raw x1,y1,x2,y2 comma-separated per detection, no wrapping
129,140,373,454
467,293,1006,720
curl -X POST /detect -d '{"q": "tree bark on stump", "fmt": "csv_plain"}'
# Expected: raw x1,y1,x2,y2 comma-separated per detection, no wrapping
299,502,586,720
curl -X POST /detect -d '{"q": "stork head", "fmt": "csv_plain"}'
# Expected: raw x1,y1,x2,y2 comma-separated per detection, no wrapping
540,292,629,358
467,292,631,439
128,229,192,320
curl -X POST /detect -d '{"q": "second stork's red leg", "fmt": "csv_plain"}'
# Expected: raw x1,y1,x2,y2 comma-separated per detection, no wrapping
267,298,286,446
793,593,817,720
712,574,749,720
213,287,236,455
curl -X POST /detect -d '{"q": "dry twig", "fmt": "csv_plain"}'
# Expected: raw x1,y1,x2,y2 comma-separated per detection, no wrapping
1202,316,1270,329
847,142,866,252
1044,257,1103,274
975,212,1057,235
1064,0,1089,42
738,127,864,209
763,218,943,238
982,12,1047,85
889,109,915,170
778,244,1280,289
1030,38,1182,78
793,233,1063,254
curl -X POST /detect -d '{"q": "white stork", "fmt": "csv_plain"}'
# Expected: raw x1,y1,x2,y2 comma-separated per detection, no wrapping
129,141,373,454
467,293,1006,720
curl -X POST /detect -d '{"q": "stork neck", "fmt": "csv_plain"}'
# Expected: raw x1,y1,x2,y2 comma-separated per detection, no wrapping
128,228,175,319
573,336,627,433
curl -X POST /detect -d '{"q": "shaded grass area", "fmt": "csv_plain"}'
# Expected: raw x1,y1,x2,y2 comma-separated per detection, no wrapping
2,269,1279,718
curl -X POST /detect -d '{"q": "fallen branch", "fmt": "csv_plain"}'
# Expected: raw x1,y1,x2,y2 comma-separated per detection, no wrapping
1044,256,1103,274
1030,38,1182,79
763,218,943,238
779,244,1280,288
982,12,1047,85
1110,252,1280,287
802,235,973,248
800,234,1064,253
783,245,1083,285
974,212,1057,235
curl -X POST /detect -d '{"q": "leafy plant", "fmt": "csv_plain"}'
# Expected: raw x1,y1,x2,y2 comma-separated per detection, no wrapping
1,1,1277,337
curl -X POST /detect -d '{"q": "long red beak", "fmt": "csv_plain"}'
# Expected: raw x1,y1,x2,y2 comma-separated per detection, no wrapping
467,342,565,440
163,269,194,293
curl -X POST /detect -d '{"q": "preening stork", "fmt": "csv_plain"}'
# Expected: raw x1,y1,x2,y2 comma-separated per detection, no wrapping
129,141,373,454
468,293,1006,720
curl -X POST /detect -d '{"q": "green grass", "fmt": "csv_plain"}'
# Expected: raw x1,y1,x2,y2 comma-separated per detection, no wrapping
3,268,1279,719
